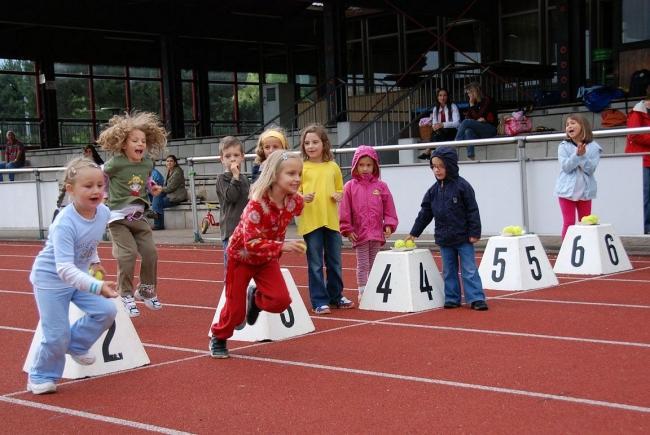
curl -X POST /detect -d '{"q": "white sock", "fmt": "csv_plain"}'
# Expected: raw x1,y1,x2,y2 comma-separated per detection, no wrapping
358,286,365,295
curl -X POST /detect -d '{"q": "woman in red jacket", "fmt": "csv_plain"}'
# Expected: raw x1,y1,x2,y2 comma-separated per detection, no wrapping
625,93,650,234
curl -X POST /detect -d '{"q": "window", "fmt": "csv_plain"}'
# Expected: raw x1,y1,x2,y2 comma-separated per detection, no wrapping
622,0,650,43
0,59,39,145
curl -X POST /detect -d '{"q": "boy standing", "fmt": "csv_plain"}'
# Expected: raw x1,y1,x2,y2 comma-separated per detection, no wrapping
216,136,250,267
406,146,488,311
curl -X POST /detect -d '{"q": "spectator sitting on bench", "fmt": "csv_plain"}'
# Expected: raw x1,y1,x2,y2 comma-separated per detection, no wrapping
418,87,461,160
454,82,498,160
150,154,188,230
0,131,26,182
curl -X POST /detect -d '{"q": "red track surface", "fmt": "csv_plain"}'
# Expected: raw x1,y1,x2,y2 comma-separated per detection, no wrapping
1,241,648,433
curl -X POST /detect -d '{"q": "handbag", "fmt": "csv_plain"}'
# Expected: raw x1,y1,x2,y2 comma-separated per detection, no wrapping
504,111,533,136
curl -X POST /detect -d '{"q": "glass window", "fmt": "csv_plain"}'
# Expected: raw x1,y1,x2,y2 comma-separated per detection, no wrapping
54,63,89,75
0,58,35,72
622,0,650,43
94,79,126,119
0,73,37,118
130,80,161,114
94,65,125,76
181,69,194,80
209,83,234,121
129,66,160,78
296,74,317,85
182,82,195,121
237,84,260,121
265,73,288,83
60,123,93,146
208,71,233,81
502,12,540,62
406,31,440,71
56,77,90,118
237,72,259,83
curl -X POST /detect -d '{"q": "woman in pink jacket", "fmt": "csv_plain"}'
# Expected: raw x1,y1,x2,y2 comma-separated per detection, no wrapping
339,145,398,300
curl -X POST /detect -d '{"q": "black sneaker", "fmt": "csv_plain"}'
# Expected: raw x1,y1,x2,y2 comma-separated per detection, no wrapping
209,337,229,358
443,301,460,309
246,285,261,326
471,300,489,311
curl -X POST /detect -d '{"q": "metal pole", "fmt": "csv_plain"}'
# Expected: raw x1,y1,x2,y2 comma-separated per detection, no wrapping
517,137,529,232
188,160,202,242
34,169,45,240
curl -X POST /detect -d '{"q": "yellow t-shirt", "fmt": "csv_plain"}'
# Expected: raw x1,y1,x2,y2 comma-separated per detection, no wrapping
298,160,343,235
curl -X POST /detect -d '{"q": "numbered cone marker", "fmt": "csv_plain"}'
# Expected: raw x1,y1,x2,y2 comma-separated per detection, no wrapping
553,223,631,275
209,268,315,341
360,249,444,312
23,297,149,379
479,234,558,291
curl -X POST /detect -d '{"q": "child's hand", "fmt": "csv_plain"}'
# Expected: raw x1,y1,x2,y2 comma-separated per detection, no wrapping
100,281,119,298
230,161,240,178
89,263,106,278
331,192,342,203
384,226,393,237
405,235,416,242
150,185,163,196
469,236,480,244
576,142,587,156
303,192,315,203
282,240,307,253
347,232,358,243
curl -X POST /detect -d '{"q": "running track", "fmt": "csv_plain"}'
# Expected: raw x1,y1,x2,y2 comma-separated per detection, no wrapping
0,241,648,433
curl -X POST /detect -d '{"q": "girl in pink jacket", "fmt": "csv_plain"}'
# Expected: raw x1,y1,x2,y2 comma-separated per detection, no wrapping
339,145,398,299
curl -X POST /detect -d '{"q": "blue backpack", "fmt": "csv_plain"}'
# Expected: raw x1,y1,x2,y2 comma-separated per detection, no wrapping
579,86,625,113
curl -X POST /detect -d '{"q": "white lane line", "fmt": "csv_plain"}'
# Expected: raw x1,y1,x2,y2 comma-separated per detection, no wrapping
0,397,194,434
497,297,650,309
230,354,650,414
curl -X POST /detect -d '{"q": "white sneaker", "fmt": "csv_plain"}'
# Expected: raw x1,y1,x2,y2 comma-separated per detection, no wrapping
121,295,140,317
69,352,96,366
26,380,57,395
134,290,162,310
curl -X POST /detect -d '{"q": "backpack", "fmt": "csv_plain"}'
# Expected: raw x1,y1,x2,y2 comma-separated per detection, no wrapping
629,69,650,97
580,86,625,113
600,109,627,128
504,110,533,136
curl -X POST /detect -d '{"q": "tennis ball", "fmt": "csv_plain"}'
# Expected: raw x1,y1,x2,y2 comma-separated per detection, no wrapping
512,225,524,236
394,239,406,248
90,270,104,280
405,239,416,248
296,241,307,252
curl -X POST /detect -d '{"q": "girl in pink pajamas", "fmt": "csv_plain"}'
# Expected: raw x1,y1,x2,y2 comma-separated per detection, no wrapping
339,145,398,300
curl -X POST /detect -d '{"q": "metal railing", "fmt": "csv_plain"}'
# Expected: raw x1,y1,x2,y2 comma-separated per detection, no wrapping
0,119,41,146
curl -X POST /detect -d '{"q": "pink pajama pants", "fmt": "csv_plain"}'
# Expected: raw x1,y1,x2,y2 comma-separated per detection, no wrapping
355,240,382,287
559,197,592,239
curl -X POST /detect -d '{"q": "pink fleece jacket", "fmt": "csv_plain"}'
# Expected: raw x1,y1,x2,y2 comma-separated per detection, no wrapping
339,145,398,247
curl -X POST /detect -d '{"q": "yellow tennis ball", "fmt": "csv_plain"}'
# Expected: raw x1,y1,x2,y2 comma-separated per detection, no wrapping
296,241,307,252
405,239,416,248
394,239,406,248
94,270,104,280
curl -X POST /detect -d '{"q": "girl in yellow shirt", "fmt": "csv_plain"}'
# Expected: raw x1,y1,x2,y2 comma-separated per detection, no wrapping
298,124,354,314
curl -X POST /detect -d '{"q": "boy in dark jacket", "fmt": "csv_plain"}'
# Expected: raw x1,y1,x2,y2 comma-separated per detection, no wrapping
406,146,488,310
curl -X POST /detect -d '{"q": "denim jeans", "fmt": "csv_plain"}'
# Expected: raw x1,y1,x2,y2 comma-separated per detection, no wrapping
643,168,650,234
222,237,229,270
440,242,485,304
454,119,497,158
0,161,20,182
151,193,174,215
304,227,344,308
29,286,117,383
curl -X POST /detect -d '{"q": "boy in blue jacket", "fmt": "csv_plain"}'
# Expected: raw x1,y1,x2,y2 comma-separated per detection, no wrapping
406,146,488,310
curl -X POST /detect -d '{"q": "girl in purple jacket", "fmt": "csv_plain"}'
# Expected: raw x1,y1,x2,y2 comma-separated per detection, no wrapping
339,146,398,299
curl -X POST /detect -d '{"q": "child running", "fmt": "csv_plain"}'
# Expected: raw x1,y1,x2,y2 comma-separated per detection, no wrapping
215,136,250,267
298,123,353,314
27,157,118,395
98,112,167,317
209,150,305,358
406,146,488,311
339,145,398,300
251,127,289,182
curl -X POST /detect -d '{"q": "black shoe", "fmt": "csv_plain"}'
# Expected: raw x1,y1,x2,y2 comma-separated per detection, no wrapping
209,337,229,358
418,152,431,160
443,301,460,309
471,300,488,311
246,285,261,326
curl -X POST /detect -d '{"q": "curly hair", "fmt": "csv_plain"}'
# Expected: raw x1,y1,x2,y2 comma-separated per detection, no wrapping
97,111,167,158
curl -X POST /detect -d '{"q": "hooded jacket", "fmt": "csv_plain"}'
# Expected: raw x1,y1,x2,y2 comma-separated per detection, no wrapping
625,100,650,168
339,145,398,247
554,139,602,200
410,146,481,246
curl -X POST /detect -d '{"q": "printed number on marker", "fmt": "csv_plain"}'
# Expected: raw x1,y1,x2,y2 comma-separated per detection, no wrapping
102,321,124,363
604,234,619,265
492,247,507,282
525,246,542,281
280,307,295,328
376,264,392,303
419,263,434,300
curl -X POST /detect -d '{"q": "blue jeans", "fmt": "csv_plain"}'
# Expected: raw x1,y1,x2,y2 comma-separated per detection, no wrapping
29,286,117,384
643,167,650,234
0,161,20,181
304,227,344,308
440,242,485,304
454,119,497,158
222,237,229,270
151,193,175,215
